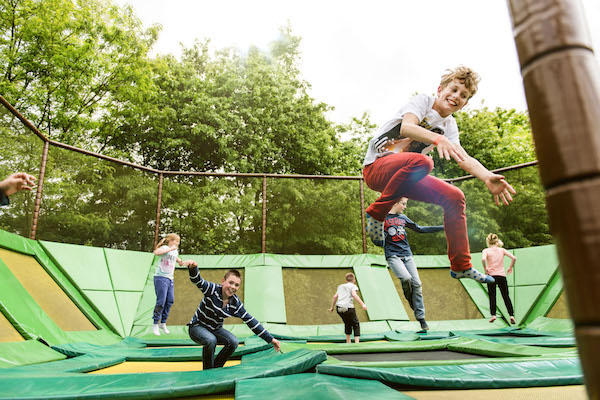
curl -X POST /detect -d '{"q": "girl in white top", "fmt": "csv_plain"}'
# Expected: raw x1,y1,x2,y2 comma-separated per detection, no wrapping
152,233,188,336
329,273,367,343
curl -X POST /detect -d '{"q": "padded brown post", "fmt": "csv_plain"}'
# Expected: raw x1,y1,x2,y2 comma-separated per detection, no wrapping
507,0,600,397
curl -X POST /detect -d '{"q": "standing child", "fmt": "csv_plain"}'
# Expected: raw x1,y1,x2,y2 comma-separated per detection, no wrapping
152,233,186,336
482,233,517,324
187,263,281,369
328,273,367,343
383,197,444,331
362,66,516,284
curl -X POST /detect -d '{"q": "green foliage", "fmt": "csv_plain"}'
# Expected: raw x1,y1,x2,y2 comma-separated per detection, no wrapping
0,2,552,255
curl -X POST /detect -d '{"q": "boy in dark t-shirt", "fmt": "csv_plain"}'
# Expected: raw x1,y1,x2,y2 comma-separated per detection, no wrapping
378,197,443,331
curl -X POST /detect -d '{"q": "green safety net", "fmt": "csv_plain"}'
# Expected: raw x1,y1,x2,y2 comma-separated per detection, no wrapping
353,265,409,321
0,349,327,399
317,358,583,389
235,373,413,400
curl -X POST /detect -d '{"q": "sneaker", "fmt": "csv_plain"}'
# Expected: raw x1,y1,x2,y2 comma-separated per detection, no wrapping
152,324,160,336
450,268,495,284
489,315,497,323
418,319,429,332
510,316,516,325
159,323,170,334
365,213,384,246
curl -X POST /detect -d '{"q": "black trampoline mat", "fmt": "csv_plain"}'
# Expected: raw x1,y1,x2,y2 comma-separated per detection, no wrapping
331,350,489,362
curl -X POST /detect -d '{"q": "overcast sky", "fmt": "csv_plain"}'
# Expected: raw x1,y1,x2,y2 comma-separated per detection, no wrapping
113,0,600,126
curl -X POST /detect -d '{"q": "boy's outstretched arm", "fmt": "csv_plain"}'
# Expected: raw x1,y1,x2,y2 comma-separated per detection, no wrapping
329,294,338,312
401,113,465,162
455,148,516,206
404,216,444,234
352,290,367,310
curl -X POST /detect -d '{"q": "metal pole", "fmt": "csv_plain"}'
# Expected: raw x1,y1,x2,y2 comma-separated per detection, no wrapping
29,140,49,239
153,173,163,249
261,176,267,253
360,179,367,253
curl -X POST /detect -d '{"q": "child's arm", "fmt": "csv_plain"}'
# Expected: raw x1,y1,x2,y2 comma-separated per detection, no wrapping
505,250,517,274
352,290,367,310
400,113,465,162
454,150,516,206
329,294,338,312
481,250,488,274
235,304,280,351
404,216,444,234
187,262,217,295
153,245,176,256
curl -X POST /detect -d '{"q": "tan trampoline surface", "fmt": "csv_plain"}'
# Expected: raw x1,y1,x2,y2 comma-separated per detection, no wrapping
89,360,241,374
0,310,23,342
405,384,588,400
0,248,96,331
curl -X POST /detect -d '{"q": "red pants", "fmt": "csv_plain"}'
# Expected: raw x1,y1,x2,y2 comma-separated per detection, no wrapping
363,153,471,271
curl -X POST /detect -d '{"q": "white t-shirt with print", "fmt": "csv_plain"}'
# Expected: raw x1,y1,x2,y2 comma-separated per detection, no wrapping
154,245,178,280
335,282,359,309
363,93,461,166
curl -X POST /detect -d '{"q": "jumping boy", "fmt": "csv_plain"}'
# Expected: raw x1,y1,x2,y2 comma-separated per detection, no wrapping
382,197,443,331
187,262,280,369
363,66,516,284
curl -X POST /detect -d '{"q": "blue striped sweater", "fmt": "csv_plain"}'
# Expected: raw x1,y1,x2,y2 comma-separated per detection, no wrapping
187,267,274,343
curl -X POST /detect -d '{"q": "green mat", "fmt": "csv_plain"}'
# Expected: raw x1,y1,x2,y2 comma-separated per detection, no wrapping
317,357,583,388
244,265,287,323
236,373,413,399
0,349,327,399
353,265,409,321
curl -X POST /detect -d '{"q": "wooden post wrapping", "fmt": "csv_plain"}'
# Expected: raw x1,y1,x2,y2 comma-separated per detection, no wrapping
507,0,600,397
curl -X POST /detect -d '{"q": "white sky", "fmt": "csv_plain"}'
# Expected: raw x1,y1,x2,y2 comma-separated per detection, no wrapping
113,0,600,126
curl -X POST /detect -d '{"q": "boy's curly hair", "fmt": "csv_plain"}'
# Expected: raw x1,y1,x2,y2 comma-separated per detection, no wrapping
440,65,480,98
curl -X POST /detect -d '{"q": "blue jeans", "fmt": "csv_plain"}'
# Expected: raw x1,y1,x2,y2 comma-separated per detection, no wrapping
153,276,174,324
388,256,425,320
189,324,239,369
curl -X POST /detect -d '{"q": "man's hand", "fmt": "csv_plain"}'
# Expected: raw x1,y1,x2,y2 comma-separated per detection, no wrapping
0,173,36,197
271,338,281,352
484,174,516,206
185,260,198,268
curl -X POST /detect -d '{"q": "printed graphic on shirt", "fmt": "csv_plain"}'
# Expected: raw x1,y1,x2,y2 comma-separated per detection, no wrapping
385,216,407,242
159,251,177,274
377,119,445,155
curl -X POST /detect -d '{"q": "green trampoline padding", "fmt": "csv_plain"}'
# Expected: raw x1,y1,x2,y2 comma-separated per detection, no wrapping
0,230,36,256
455,333,575,347
317,358,583,388
513,245,559,286
40,241,112,291
280,338,462,355
524,316,574,333
3,354,126,374
235,373,413,400
51,340,272,361
0,349,326,400
103,248,154,292
0,340,66,369
388,319,507,332
244,265,287,323
353,264,409,321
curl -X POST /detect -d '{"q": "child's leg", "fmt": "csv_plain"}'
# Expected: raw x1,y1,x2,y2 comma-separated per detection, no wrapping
496,276,515,318
402,257,425,321
189,325,218,369
363,153,434,221
487,279,498,317
153,276,169,325
348,308,360,343
337,309,353,343
161,279,175,324
403,175,470,271
213,327,240,368
388,257,414,306
404,175,494,283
